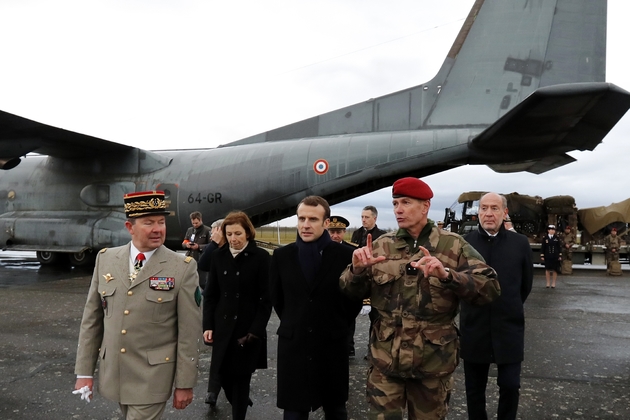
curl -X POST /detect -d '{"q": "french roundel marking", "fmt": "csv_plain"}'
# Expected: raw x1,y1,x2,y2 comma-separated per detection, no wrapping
313,159,329,175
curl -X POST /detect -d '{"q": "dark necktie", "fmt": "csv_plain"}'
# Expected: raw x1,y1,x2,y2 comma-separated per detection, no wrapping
135,253,146,271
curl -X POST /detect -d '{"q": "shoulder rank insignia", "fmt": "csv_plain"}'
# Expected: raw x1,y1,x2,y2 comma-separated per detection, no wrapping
184,256,193,263
99,248,108,254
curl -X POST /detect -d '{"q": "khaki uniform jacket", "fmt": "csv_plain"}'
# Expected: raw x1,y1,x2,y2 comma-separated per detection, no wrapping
74,244,201,405
340,226,500,380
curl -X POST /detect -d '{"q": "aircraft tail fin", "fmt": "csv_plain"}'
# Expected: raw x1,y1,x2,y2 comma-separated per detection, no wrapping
226,0,607,146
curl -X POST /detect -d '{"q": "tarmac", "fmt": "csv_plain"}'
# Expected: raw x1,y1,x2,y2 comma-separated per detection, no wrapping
1,251,629,419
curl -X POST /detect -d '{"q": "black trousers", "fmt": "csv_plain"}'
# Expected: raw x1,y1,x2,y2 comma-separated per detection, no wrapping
464,361,521,420
283,403,347,420
221,371,253,420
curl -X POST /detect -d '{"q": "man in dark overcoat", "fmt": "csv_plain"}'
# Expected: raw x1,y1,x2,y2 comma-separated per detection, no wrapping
462,192,533,420
270,196,361,420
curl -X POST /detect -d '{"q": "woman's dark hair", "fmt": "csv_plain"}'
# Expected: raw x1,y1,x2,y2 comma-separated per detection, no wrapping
221,211,256,240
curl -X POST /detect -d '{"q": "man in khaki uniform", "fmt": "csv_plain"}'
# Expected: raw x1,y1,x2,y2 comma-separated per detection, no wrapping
604,228,622,274
340,177,500,419
74,191,201,419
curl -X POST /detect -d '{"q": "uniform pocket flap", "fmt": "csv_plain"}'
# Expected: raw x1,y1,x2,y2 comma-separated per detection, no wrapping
376,319,396,342
146,291,175,303
372,271,398,285
276,324,293,338
147,344,177,365
99,286,116,297
422,326,457,346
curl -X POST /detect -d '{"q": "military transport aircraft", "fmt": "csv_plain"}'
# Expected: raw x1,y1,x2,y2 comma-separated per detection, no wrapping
1,0,630,266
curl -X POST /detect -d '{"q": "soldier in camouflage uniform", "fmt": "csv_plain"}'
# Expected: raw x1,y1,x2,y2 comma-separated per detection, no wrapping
604,228,621,266
339,177,500,420
560,226,576,262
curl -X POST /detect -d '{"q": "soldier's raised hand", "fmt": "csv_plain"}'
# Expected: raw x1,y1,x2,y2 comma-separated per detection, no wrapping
352,234,386,273
411,246,450,279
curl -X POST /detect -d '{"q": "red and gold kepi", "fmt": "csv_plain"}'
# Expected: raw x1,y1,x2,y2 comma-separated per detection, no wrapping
124,190,170,218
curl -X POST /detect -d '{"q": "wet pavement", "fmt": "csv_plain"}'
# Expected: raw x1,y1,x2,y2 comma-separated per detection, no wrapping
1,252,629,419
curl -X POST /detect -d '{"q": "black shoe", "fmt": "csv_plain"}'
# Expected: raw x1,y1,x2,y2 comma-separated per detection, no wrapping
205,392,218,406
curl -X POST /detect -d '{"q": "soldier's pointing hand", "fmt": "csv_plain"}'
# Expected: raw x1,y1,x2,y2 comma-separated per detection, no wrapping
352,233,386,273
411,246,450,279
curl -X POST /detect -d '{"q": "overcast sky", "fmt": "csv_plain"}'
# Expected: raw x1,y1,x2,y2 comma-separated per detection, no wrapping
1,0,629,230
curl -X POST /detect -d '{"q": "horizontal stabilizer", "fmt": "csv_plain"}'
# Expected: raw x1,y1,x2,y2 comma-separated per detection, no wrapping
488,153,576,175
468,83,630,172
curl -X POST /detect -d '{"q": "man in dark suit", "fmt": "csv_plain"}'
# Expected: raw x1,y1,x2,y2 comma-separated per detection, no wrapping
270,196,361,420
74,191,201,419
462,192,533,420
350,205,386,247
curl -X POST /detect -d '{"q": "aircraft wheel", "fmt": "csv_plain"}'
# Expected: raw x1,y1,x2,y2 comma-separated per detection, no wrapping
68,251,96,267
36,251,62,265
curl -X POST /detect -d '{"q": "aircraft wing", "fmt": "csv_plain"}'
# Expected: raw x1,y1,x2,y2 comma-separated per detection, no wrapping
468,82,630,174
0,109,171,172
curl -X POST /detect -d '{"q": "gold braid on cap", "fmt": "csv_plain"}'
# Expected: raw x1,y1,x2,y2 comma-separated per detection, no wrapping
124,197,167,214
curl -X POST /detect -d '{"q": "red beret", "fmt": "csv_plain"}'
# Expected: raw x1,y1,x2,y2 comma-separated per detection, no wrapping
612,227,617,232
392,177,434,200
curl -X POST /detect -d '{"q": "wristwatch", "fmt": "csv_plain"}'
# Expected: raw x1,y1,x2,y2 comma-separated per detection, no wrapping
439,267,451,283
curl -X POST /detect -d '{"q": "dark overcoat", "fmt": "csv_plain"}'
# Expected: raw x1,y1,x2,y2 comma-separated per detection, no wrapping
462,225,533,364
270,242,361,411
203,241,272,376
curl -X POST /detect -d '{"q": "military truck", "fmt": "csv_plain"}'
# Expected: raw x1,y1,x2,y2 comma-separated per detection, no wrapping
443,192,629,265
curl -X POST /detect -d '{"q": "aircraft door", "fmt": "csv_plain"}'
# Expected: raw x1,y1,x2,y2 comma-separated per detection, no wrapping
156,183,182,248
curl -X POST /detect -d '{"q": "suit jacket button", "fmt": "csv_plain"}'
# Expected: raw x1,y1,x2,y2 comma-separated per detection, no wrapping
165,357,170,361
124,310,130,315
121,330,127,335
127,291,133,296
120,348,126,353
101,291,106,295
158,297,162,302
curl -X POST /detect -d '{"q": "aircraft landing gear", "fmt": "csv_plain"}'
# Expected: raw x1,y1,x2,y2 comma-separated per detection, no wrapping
36,251,63,265
68,251,96,267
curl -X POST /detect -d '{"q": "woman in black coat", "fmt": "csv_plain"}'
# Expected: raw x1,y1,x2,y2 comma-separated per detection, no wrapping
202,211,272,420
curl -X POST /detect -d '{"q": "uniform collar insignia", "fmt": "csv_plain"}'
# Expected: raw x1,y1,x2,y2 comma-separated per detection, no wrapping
103,273,114,283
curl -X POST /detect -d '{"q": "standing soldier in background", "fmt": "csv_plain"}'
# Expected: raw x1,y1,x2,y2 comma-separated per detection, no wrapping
350,206,386,247
340,177,500,419
604,228,621,275
182,211,212,288
560,226,576,275
541,225,562,288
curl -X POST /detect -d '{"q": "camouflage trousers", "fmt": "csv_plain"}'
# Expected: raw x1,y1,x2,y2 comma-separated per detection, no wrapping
366,365,453,420
606,251,619,263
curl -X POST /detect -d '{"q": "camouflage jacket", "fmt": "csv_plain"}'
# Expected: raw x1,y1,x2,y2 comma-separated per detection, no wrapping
561,232,576,249
604,235,621,253
339,225,500,380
